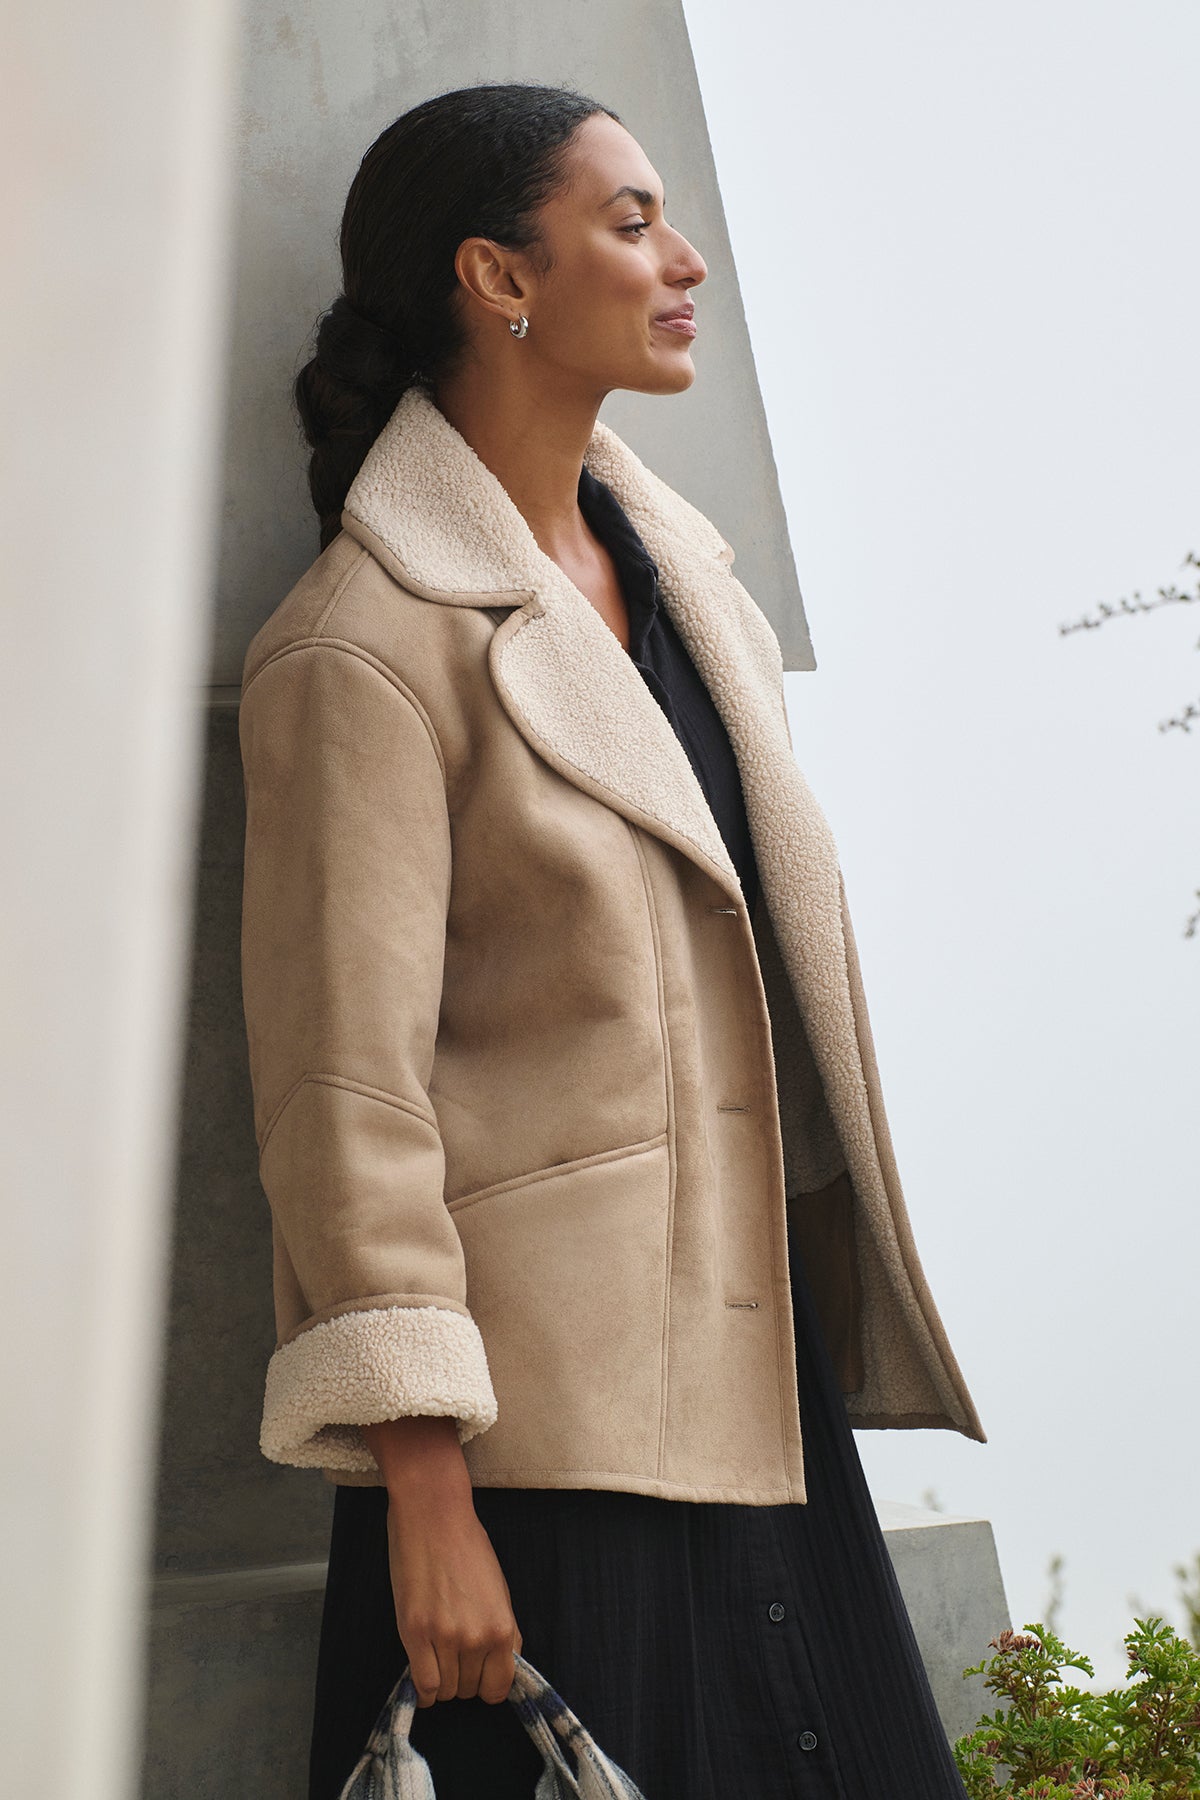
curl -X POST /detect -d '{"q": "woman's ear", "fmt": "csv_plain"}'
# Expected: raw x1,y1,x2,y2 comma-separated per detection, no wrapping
453,237,533,323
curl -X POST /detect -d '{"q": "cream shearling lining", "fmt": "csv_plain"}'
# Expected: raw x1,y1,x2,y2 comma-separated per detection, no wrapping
259,1302,498,1471
342,387,984,1445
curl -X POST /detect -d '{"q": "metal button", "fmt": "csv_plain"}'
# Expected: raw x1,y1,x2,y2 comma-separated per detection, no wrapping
768,1601,786,1622
797,1730,818,1752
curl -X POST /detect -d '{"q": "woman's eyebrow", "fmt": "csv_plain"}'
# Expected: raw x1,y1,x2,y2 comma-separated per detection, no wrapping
600,185,664,211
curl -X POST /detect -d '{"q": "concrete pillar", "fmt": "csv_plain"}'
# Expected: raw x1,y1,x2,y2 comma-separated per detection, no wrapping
0,3,236,1796
877,1500,1012,1745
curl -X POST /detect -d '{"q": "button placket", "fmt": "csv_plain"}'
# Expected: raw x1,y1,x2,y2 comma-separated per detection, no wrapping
756,1511,850,1797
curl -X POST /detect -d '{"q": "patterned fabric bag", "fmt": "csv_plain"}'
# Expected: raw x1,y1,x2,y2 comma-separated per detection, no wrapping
336,1651,649,1799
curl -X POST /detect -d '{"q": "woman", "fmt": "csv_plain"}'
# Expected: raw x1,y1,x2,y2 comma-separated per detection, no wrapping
238,81,985,1800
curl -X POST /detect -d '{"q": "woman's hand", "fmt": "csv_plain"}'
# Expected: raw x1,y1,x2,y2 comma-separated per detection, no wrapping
361,1414,522,1707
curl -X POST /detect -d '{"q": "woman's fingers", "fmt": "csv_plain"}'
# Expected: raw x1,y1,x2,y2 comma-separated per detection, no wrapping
434,1642,461,1704
477,1639,518,1705
457,1617,520,1701
456,1637,488,1700
409,1630,513,1706
407,1637,442,1710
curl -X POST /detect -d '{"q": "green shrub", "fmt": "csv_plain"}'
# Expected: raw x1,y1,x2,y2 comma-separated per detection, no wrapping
954,1618,1200,1798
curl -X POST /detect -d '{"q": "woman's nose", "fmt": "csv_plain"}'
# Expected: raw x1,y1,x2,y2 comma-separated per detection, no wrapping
667,228,707,288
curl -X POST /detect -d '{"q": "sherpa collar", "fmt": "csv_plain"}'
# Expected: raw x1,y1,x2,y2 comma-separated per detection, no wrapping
340,387,844,987
343,383,732,606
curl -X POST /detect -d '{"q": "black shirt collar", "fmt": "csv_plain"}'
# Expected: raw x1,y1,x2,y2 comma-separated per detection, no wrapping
577,463,661,664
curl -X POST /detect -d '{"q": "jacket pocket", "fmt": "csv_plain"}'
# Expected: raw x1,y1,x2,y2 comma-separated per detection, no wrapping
445,1131,669,1216
448,1139,672,1478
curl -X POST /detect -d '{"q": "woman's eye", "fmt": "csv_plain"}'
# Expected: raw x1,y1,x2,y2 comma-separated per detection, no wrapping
620,220,651,237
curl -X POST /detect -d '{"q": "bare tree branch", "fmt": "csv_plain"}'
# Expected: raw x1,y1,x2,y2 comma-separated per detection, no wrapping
1058,552,1197,937
1058,549,1200,636
1158,699,1200,735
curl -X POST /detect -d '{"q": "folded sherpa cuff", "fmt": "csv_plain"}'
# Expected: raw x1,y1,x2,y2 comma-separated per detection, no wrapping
259,1303,499,1472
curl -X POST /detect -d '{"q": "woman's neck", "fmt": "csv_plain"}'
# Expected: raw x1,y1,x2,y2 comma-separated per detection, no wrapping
431,366,608,567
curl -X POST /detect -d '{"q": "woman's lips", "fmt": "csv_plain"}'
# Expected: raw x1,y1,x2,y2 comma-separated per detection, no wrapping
653,316,697,337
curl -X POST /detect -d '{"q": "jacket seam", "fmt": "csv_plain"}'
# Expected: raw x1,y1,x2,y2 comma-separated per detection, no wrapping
259,1071,440,1162
313,545,371,635
445,1132,669,1215
241,638,447,782
628,825,676,1483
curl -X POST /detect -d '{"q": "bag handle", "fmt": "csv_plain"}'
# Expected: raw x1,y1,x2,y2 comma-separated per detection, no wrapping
336,1651,648,1798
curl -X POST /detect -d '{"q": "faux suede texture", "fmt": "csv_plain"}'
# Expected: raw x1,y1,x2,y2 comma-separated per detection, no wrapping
237,385,985,1503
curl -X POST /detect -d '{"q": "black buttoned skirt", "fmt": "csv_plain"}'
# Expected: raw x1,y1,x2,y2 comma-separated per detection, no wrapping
306,1234,970,1800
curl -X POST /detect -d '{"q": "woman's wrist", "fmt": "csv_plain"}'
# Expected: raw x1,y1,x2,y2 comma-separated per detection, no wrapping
362,1413,474,1508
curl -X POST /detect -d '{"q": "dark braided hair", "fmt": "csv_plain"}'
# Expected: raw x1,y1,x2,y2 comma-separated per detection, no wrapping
295,82,621,548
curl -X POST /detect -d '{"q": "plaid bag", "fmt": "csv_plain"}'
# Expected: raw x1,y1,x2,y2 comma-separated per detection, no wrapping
336,1651,649,1799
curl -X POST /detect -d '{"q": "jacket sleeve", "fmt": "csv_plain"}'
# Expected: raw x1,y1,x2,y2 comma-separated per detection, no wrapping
238,638,497,1473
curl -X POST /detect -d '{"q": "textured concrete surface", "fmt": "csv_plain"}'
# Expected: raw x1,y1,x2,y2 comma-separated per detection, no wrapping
142,1566,326,1799
877,1498,1012,1746
151,704,335,1580
145,716,334,1800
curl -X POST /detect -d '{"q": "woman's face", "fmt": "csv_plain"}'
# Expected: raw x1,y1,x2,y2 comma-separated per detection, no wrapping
475,113,709,401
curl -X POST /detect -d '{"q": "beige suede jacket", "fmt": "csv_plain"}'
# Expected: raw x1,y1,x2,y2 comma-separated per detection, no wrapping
238,384,986,1504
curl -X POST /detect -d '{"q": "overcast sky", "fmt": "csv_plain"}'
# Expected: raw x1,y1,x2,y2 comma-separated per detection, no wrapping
681,0,1200,1685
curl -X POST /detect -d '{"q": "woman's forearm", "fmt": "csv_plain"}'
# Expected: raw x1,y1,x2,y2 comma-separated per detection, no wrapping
360,1414,522,1706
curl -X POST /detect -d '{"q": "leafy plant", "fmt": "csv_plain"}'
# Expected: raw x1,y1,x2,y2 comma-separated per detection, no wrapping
954,1618,1200,1798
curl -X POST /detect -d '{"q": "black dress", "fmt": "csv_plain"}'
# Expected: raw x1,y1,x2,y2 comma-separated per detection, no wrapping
306,468,969,1800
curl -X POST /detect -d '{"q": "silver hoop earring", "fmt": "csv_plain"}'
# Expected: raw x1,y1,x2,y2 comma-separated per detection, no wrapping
509,313,529,339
